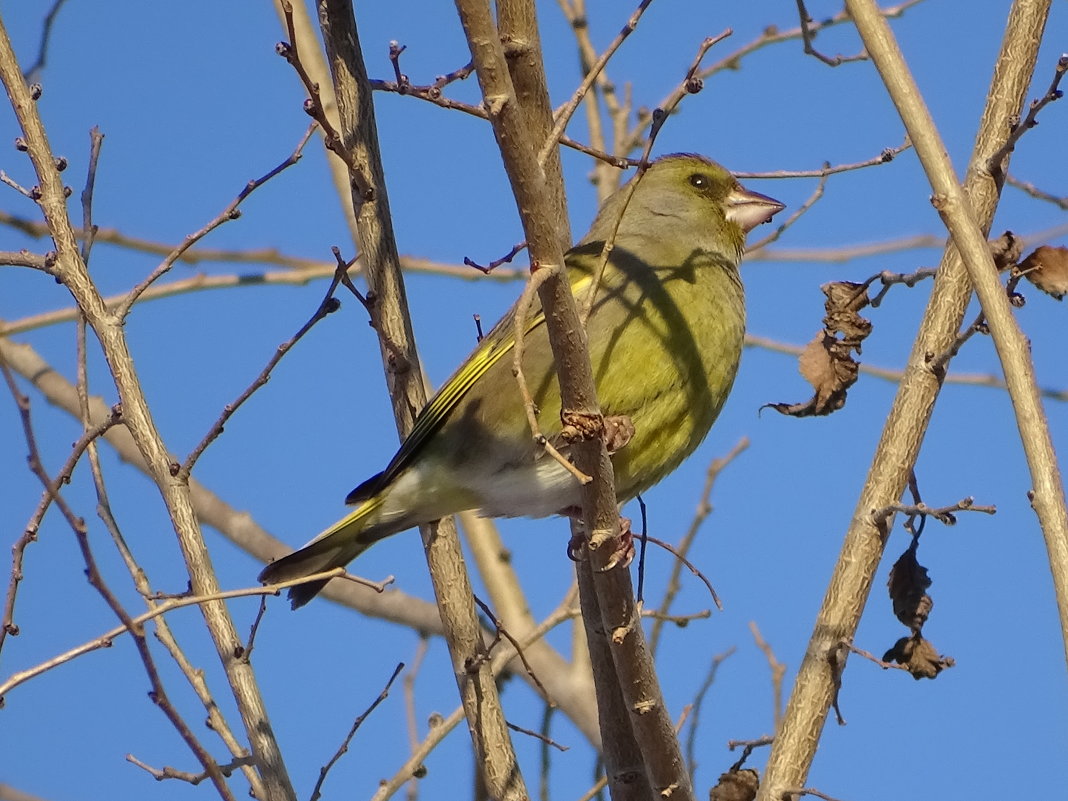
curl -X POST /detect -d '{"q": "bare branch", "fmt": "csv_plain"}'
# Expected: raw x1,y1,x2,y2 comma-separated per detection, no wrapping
118,123,317,318
538,0,655,167
1006,172,1068,209
650,439,748,654
179,260,347,477
20,0,70,83
988,53,1068,176
310,663,405,801
759,3,1062,798
733,137,911,178
126,755,257,787
796,0,867,66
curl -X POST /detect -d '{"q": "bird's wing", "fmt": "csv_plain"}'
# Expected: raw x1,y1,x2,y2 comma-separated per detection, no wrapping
350,269,596,503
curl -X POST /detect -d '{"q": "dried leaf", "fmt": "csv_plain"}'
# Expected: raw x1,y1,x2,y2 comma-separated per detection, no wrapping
1019,245,1068,300
821,280,872,345
883,635,955,680
988,230,1023,272
766,281,870,417
710,768,759,801
888,544,933,633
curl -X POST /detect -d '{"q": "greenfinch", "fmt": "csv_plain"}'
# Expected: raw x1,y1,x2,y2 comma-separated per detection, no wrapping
260,154,783,607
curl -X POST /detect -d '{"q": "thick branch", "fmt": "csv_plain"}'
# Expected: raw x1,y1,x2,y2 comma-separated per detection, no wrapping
759,2,1055,798
314,3,529,800
851,0,1068,639
455,1,693,798
0,15,294,801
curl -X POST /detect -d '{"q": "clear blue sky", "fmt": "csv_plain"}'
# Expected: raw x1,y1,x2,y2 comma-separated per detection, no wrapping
2,2,1067,800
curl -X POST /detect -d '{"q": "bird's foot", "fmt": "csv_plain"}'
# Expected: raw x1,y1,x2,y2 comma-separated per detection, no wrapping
565,510,586,561
566,532,585,561
597,516,634,572
565,515,634,571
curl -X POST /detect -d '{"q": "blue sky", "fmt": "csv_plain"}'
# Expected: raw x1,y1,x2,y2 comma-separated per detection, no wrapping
2,2,1067,800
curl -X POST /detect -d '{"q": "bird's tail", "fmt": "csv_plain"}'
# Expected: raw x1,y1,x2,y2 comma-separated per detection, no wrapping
258,501,383,609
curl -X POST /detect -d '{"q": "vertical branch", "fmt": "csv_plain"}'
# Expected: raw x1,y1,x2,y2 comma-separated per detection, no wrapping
576,554,655,801
314,3,529,800
459,511,603,746
759,2,1054,798
271,0,361,245
455,1,693,798
0,16,295,801
497,0,571,244
849,0,1068,648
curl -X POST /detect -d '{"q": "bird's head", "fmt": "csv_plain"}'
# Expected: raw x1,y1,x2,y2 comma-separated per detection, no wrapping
586,154,784,259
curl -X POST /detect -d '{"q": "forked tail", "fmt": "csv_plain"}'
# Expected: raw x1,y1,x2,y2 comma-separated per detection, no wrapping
257,503,380,609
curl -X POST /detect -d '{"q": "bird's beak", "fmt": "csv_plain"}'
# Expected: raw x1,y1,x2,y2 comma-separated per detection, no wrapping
725,186,786,233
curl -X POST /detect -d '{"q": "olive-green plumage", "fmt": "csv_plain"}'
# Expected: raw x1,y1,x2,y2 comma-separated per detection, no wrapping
259,154,783,607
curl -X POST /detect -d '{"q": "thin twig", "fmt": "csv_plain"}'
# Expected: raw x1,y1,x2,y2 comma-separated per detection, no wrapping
505,721,569,752
472,594,553,705
310,663,405,801
78,127,104,265
276,1,372,200
0,170,34,198
1005,173,1068,209
843,641,909,672
126,755,256,786
464,241,527,274
871,496,996,530
0,249,48,269
0,570,390,699
683,647,736,777
179,257,348,477
21,0,70,83
578,31,731,324
117,123,317,318
402,636,430,801
0,355,122,657
784,788,850,801
644,536,722,611
750,622,787,731
988,53,1068,176
733,137,911,178
538,0,655,168
512,266,593,485
796,0,868,66
573,775,610,801
747,168,828,251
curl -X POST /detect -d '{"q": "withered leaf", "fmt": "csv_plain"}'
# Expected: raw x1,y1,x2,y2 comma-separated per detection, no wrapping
989,230,1022,272
883,635,955,680
766,281,870,417
1019,245,1068,300
888,544,933,633
710,768,759,801
821,280,873,345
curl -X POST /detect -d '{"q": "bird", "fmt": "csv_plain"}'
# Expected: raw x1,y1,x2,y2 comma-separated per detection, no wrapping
259,154,784,608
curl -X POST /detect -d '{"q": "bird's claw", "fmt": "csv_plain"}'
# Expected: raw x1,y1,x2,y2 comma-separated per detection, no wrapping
565,515,634,570
596,516,634,572
567,531,586,562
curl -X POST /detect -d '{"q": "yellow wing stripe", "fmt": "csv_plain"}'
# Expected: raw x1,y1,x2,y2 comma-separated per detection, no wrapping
377,272,594,490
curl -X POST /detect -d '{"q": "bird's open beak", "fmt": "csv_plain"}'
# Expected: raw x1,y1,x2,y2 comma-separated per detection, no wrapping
725,186,786,233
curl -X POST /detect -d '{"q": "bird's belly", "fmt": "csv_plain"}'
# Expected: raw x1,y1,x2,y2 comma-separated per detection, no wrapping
472,458,584,519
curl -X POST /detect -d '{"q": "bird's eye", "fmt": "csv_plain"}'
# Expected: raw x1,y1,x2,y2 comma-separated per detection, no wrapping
689,173,709,189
